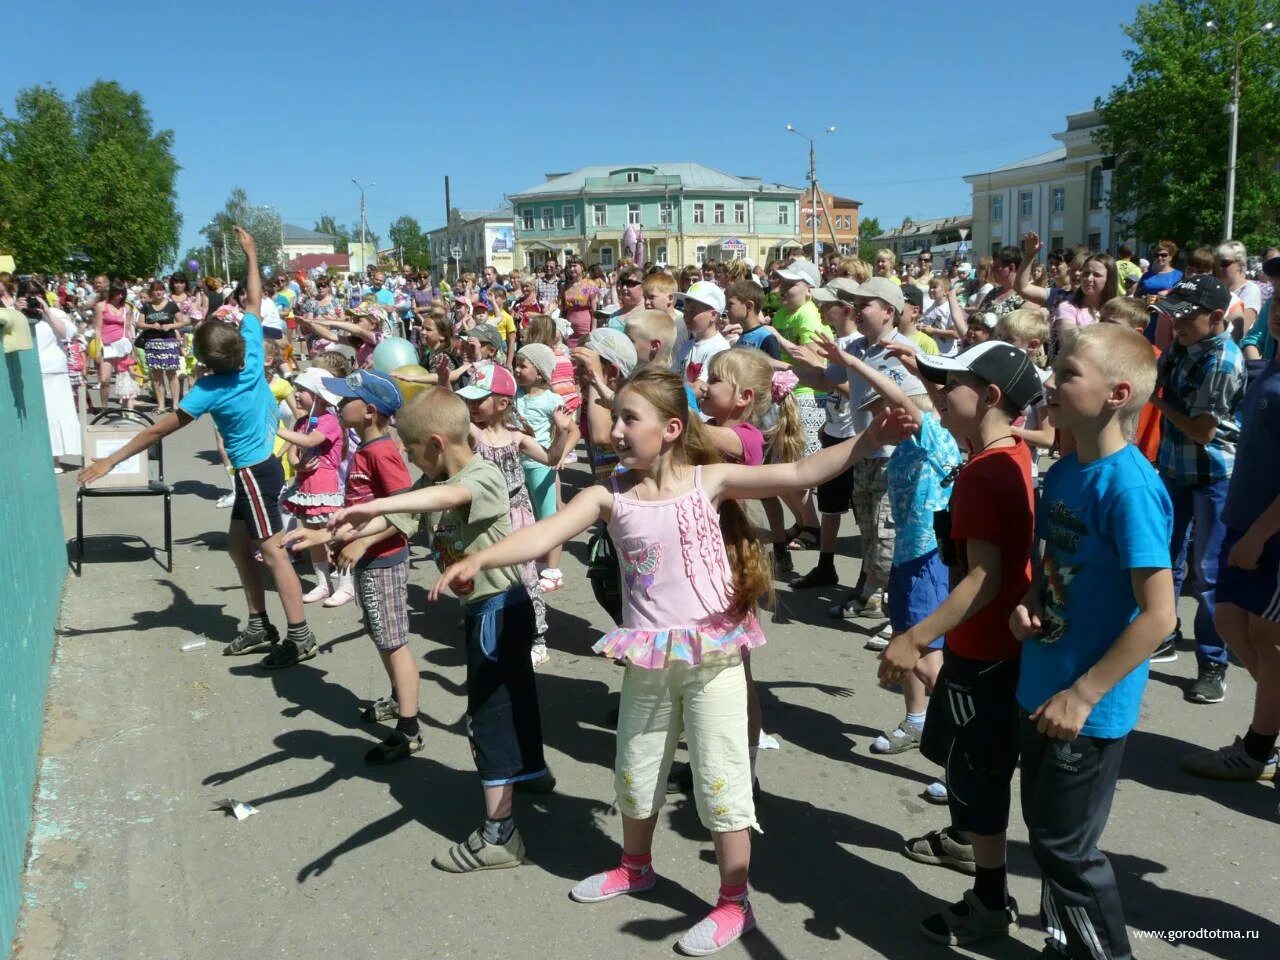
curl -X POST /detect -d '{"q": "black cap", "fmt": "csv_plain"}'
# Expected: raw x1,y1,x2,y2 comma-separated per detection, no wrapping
1153,274,1231,320
916,341,1044,411
1263,255,1280,278
901,284,924,309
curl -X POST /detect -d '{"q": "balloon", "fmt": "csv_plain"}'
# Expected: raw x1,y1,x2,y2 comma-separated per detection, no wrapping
393,364,430,402
372,337,419,374
187,259,200,272
262,265,275,279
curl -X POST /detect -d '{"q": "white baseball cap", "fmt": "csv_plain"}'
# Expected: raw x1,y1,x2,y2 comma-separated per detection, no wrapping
294,366,342,405
677,280,726,315
774,259,821,287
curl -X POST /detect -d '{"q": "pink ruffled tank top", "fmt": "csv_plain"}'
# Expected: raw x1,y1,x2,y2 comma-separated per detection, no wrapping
593,466,765,669
101,303,127,344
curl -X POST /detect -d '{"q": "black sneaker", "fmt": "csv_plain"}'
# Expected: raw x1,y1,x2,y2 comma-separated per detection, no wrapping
791,565,839,589
223,623,279,656
772,549,794,576
1150,637,1178,663
1186,662,1227,704
666,761,694,794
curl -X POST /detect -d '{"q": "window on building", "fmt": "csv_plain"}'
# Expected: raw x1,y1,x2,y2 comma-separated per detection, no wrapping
1050,236,1065,252
1089,167,1104,209
695,245,708,265
778,204,790,226
625,171,639,183
734,202,746,225
627,203,641,225
659,201,673,225
991,195,1004,220
599,246,614,268
1020,192,1032,217
1052,187,1065,214
562,205,576,229
656,245,667,265
991,242,1002,257
693,202,705,224
521,208,534,231
593,204,607,227
1087,233,1101,252
713,202,725,224
541,207,554,231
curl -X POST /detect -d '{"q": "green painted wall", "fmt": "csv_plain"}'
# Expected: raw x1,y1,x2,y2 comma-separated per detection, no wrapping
0,341,65,955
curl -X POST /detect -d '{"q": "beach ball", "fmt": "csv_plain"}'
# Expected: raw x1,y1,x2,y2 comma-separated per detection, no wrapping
372,336,418,374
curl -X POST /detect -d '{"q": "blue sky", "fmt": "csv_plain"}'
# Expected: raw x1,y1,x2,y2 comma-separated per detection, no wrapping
5,0,1142,257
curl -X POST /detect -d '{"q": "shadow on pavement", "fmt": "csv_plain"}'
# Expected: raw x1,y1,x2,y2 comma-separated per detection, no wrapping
60,576,239,641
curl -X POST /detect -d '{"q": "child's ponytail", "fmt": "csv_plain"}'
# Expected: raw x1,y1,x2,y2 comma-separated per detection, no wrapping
768,372,806,464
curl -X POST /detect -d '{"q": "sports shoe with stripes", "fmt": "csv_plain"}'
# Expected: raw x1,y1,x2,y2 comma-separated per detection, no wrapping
1181,737,1277,781
432,828,524,873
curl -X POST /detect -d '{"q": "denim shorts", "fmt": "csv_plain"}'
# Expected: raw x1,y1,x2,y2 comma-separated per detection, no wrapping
464,587,547,786
887,549,949,649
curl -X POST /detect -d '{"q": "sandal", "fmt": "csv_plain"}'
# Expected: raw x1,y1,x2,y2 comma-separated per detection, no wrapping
364,731,423,765
921,890,1018,946
223,624,279,656
361,696,398,723
259,635,317,670
903,827,976,874
787,525,820,550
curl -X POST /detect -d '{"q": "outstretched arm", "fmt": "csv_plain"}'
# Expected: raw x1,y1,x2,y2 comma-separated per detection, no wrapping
238,227,261,310
78,410,192,484
431,486,610,599
331,483,471,531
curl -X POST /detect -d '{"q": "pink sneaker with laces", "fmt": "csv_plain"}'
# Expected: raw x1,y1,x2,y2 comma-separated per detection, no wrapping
677,895,756,956
569,861,657,903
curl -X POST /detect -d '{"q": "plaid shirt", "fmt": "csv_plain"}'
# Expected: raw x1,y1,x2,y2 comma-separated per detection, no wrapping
1157,332,1245,486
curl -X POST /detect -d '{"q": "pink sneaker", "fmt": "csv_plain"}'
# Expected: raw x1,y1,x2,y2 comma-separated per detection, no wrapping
302,583,331,604
677,896,756,956
569,862,657,903
323,587,355,608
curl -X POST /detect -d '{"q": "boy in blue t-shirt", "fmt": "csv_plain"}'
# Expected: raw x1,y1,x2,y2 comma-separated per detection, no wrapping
1010,325,1176,960
80,227,317,667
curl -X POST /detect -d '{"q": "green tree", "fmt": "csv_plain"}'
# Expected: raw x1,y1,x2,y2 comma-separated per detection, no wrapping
1097,0,1280,250
314,213,351,254
74,81,182,276
857,215,883,261
201,188,283,279
0,86,83,272
388,214,431,271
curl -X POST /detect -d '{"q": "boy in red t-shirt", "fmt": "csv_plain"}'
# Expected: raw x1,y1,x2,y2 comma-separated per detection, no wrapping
1100,296,1163,463
285,370,421,765
880,341,1042,946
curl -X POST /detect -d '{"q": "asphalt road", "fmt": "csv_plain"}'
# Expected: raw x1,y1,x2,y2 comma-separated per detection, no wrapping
15,417,1277,960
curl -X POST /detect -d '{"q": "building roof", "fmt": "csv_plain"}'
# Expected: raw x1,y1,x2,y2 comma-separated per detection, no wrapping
283,223,338,243
870,214,972,243
457,208,513,222
510,163,801,199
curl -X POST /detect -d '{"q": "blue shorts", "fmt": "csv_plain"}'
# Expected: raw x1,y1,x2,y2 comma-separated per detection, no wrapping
888,549,948,649
1218,528,1280,623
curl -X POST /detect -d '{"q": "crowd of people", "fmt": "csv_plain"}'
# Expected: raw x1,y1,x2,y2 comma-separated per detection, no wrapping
6,221,1274,958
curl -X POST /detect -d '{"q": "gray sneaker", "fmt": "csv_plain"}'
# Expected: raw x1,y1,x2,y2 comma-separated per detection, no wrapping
865,623,893,651
1186,662,1227,704
1181,737,1276,781
829,592,885,620
921,890,1018,946
433,828,524,873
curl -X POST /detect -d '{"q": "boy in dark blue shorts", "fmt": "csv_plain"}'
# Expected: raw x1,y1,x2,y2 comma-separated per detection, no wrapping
1012,324,1176,960
1184,282,1280,782
80,227,316,666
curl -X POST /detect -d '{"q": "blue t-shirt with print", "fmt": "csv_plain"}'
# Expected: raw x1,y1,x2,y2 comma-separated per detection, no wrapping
886,413,961,564
179,312,279,468
1017,445,1173,739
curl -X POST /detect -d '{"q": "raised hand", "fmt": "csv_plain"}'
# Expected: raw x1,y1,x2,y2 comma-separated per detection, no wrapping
235,225,256,255
883,341,922,377
1021,231,1042,261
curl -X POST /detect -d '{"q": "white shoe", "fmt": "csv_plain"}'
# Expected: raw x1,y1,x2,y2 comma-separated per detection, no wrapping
531,644,550,669
538,568,564,593
216,492,235,509
865,623,892,652
302,583,331,604
323,587,355,608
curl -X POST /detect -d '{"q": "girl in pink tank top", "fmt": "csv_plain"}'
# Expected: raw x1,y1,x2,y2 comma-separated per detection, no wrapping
432,367,910,955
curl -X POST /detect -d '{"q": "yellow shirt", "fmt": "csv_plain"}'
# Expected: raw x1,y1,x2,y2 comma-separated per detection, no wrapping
495,310,517,344
269,376,296,480
909,330,939,355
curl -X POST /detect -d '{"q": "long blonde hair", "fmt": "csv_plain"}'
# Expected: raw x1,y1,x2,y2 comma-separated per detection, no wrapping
708,348,805,463
617,367,774,622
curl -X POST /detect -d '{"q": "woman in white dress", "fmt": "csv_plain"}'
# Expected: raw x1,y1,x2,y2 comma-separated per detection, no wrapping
19,279,82,473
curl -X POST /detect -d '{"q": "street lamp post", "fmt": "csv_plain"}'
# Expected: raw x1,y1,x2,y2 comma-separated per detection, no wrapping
351,177,376,272
786,124,836,264
1205,19,1274,239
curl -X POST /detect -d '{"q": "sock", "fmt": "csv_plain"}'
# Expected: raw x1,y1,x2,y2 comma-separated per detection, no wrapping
1243,727,1279,764
748,745,759,782
621,852,652,877
313,556,331,588
973,864,1008,910
396,714,420,738
719,882,749,903
244,612,270,638
285,621,311,644
482,816,516,845
772,541,788,557
905,710,927,730
815,551,835,572
337,569,354,594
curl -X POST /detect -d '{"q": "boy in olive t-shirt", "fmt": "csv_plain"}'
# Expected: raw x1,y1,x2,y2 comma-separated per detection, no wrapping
327,388,548,875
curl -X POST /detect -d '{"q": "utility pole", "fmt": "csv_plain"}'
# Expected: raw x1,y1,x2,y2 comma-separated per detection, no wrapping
786,124,836,262
1206,19,1274,239
444,175,453,282
352,177,375,273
